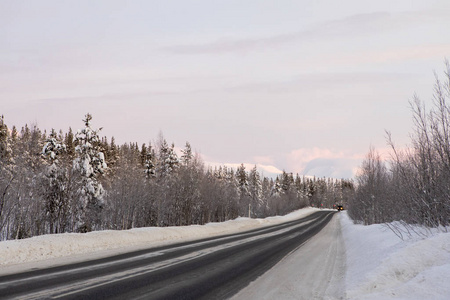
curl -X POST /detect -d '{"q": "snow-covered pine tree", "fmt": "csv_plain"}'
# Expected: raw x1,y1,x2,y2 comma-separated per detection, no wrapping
41,129,67,234
261,177,272,216
144,143,156,179
224,168,240,219
236,164,249,197
73,114,107,232
236,164,250,216
157,139,169,178
42,129,66,162
281,171,294,194
64,128,75,159
248,165,263,217
180,142,193,166
167,143,179,173
157,140,179,178
272,177,282,197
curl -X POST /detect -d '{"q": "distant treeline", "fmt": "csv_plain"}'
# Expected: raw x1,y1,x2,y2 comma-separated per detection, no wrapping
0,114,354,241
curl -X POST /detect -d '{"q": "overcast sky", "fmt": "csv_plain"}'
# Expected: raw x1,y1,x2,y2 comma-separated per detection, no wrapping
1,0,450,178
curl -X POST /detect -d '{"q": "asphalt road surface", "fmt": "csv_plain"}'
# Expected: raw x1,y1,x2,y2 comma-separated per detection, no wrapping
232,210,346,299
0,210,336,300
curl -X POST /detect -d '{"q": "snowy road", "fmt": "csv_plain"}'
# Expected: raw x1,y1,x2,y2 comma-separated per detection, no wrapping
232,210,346,300
0,211,335,299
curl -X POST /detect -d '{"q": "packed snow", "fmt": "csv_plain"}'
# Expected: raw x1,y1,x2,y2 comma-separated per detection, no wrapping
0,208,449,300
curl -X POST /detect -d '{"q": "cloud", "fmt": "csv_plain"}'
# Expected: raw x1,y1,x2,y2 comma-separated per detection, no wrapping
286,147,364,178
204,160,283,178
302,158,357,179
205,148,364,179
336,44,450,66
252,155,275,165
161,10,446,55
288,147,345,165
223,163,283,177
223,71,416,96
203,146,369,179
162,12,390,54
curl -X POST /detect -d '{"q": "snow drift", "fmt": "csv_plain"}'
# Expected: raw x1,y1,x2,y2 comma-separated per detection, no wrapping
341,212,450,299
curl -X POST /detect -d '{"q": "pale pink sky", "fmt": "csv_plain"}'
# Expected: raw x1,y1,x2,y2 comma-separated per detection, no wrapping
1,0,450,178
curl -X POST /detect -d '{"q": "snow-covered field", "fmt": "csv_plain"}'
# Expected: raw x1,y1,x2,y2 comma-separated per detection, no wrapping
0,208,449,299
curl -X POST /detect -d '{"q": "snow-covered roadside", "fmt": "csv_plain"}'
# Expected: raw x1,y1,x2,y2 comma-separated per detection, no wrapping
2,208,448,299
0,207,320,272
340,212,450,300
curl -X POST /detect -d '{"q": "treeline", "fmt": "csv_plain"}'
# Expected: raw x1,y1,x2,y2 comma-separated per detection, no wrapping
0,113,354,241
349,62,450,230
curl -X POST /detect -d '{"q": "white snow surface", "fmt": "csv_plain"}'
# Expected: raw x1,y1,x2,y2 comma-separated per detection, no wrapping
1,208,449,300
341,212,450,300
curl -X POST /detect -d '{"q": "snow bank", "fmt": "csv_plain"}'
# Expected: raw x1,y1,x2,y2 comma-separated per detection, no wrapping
340,212,450,300
0,208,319,268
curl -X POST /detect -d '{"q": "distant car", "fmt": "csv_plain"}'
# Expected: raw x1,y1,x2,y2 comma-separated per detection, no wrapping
336,205,344,211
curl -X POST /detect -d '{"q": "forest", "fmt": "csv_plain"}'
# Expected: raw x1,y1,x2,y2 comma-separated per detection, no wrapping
2,63,449,242
349,62,450,235
0,114,354,241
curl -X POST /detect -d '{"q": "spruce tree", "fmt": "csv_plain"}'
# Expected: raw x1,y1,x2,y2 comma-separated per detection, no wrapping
73,113,107,232
144,143,156,179
248,165,262,217
41,129,67,233
180,142,193,166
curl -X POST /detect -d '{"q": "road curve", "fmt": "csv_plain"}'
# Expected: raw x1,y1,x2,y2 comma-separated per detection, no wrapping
0,210,336,300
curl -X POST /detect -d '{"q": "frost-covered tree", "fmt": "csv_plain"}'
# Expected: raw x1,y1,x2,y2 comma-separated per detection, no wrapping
73,114,107,232
0,116,14,239
261,177,272,217
167,143,179,173
236,164,250,216
173,152,203,225
157,140,179,178
180,142,193,166
222,167,239,220
236,164,248,196
42,129,66,162
41,129,68,233
272,177,282,197
248,166,263,217
64,128,75,159
157,139,169,178
143,143,156,179
0,115,11,166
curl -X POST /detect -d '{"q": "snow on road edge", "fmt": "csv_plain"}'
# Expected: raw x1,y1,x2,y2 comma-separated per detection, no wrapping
340,212,450,300
0,207,320,268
